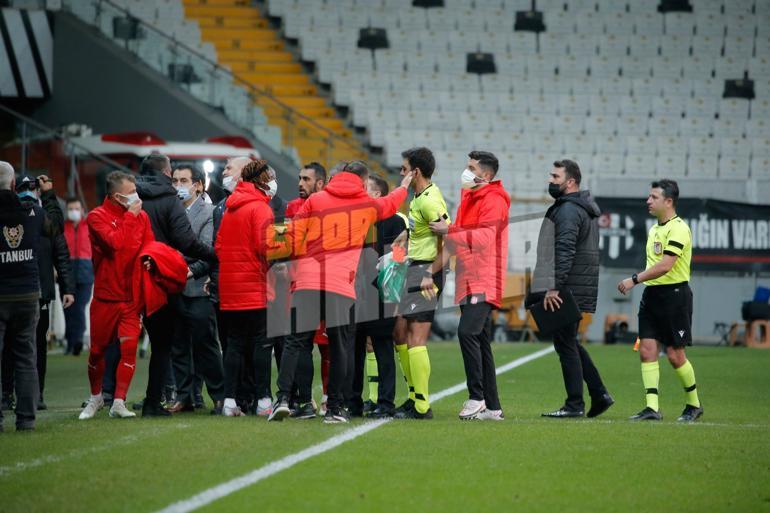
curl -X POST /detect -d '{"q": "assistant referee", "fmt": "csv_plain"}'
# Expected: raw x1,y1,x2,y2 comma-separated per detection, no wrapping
618,179,703,422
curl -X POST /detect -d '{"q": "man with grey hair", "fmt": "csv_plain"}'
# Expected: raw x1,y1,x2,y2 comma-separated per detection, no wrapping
0,161,53,431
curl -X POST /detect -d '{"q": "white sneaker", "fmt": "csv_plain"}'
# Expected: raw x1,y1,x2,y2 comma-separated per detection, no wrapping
255,397,273,416
79,395,105,420
459,399,486,420
223,405,246,417
476,409,505,421
109,399,136,419
319,394,328,416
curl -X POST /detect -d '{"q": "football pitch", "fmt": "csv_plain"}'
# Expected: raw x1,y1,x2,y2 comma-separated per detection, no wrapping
1,342,769,513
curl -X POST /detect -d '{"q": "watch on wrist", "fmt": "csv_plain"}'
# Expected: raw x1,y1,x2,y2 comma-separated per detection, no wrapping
631,273,639,285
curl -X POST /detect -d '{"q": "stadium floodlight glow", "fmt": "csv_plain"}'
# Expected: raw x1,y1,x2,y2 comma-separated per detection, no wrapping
203,159,215,174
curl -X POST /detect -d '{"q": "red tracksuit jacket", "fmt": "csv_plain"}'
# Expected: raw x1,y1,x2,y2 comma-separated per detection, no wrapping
87,198,154,303
445,180,510,308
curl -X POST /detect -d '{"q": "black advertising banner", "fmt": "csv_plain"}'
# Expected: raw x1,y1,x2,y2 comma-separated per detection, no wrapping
596,197,770,272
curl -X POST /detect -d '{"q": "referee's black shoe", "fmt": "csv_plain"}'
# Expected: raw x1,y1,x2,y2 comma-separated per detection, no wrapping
368,405,395,419
541,407,584,418
394,398,415,415
629,407,662,421
394,407,433,420
677,404,703,422
587,393,615,418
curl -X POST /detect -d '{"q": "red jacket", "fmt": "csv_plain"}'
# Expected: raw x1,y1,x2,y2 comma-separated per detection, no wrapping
446,181,510,308
286,172,407,300
216,181,275,311
88,198,154,302
64,219,91,260
285,197,305,219
135,241,188,316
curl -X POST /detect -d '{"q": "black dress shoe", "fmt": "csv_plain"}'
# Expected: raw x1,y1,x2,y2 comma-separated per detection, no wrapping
587,393,615,418
541,407,584,418
142,400,171,417
629,406,662,421
394,407,433,420
677,404,703,422
362,400,376,415
368,405,395,419
394,398,415,415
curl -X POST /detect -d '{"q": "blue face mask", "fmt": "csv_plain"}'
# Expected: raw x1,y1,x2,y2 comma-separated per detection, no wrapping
17,191,37,201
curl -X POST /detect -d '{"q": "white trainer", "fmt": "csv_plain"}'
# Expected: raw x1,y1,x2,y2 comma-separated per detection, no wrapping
255,397,273,416
223,404,246,417
319,395,328,416
476,409,505,421
79,395,105,420
109,399,136,418
459,399,486,420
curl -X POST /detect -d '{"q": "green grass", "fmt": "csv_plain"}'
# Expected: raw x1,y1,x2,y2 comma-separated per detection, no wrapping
1,342,769,513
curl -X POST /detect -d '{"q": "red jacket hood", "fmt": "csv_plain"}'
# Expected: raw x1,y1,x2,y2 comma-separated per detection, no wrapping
322,172,368,200
226,181,270,211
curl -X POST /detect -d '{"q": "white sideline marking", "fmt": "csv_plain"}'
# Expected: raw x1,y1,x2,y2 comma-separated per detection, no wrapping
154,346,555,513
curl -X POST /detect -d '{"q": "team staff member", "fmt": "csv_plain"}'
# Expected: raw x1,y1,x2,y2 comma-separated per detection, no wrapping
79,171,154,420
619,179,703,422
533,160,613,419
429,151,509,421
63,197,94,357
269,161,412,424
393,147,450,420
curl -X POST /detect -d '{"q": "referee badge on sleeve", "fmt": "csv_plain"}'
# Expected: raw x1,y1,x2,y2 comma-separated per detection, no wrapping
653,242,663,255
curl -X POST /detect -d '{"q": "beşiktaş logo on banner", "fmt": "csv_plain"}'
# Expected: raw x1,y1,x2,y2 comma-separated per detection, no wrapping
598,212,635,260
3,224,24,249
1,224,33,264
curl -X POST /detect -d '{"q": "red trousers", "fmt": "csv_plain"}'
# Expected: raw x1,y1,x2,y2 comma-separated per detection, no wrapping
87,298,141,400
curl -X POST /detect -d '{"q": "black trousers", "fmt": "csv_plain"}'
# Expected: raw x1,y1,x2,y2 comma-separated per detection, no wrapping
349,318,396,409
64,281,92,355
3,300,49,401
276,291,353,411
458,300,501,410
170,295,224,404
552,319,607,412
0,300,39,428
221,308,271,401
144,302,177,404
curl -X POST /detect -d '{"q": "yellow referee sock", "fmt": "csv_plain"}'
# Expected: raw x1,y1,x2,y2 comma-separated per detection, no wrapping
396,344,415,402
674,360,700,408
366,352,379,404
408,346,431,414
641,361,660,412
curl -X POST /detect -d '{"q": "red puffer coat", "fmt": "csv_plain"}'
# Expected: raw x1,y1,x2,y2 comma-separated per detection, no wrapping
445,180,510,308
216,181,275,311
287,172,407,300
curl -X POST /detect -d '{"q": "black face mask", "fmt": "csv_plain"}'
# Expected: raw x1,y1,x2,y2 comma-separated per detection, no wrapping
548,183,564,199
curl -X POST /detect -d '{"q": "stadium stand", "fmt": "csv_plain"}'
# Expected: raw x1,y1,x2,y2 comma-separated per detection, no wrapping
265,0,770,202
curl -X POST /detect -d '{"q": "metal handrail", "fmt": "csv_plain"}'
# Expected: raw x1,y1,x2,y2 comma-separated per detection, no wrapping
89,0,367,158
0,103,134,174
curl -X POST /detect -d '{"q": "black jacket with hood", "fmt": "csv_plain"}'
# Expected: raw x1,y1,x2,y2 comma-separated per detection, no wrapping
135,173,216,264
532,190,601,313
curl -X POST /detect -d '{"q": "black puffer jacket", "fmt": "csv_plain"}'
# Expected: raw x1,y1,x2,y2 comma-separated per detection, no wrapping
136,174,216,263
19,190,74,302
532,190,601,313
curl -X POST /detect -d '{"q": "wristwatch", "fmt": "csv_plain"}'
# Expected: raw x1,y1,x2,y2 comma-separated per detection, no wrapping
631,273,639,285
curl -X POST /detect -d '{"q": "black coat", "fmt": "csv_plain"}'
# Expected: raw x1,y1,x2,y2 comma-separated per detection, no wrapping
19,190,74,302
532,190,601,313
136,174,216,263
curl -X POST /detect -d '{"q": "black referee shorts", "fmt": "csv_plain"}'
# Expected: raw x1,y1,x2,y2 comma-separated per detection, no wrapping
638,282,693,347
397,260,444,323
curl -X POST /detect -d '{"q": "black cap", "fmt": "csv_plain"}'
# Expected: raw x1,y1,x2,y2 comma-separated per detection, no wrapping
15,174,38,192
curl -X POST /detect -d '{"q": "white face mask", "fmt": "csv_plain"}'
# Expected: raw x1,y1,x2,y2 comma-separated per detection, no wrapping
67,209,82,223
175,185,193,202
222,175,237,193
118,192,140,207
266,179,278,198
461,168,484,190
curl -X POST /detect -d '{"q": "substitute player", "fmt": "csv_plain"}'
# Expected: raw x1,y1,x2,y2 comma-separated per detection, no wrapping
618,179,703,422
392,147,450,420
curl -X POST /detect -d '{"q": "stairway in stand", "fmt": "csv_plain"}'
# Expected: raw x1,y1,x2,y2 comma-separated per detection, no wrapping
183,0,370,167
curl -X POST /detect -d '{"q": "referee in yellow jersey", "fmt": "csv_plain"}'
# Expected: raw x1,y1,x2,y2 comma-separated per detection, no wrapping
618,179,703,422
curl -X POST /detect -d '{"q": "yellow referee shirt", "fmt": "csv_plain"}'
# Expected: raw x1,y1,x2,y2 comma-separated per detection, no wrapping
408,183,450,262
645,216,692,285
